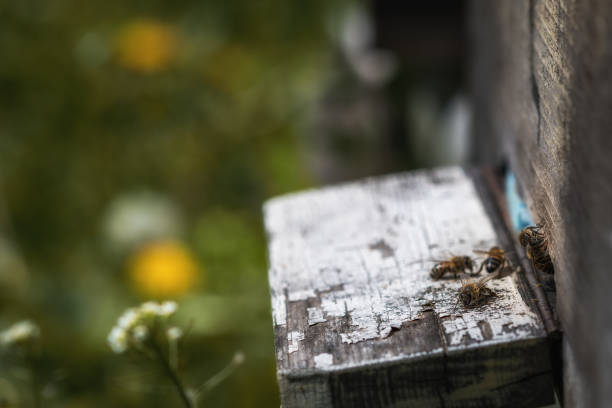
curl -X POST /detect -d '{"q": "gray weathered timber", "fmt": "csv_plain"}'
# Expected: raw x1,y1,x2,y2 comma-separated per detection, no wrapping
265,166,554,407
470,1,612,406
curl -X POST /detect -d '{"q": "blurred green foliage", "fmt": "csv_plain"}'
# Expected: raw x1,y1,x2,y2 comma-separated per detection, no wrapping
0,0,350,406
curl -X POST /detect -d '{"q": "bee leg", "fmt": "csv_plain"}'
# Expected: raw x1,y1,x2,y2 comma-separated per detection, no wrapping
476,260,486,275
452,296,463,315
529,257,538,274
503,259,513,274
497,259,511,277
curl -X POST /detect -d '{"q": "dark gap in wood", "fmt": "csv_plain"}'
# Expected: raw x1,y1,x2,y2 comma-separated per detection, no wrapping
529,0,543,146
549,332,564,407
474,167,559,334
475,166,564,402
431,309,451,406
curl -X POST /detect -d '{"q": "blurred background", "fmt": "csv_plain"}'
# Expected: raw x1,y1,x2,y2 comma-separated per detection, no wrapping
0,1,467,406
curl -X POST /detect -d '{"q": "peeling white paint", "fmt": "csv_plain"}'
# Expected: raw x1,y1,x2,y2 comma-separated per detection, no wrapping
314,353,334,369
379,326,393,339
288,289,317,302
271,289,287,326
441,276,539,348
265,167,543,367
307,307,327,325
288,331,304,354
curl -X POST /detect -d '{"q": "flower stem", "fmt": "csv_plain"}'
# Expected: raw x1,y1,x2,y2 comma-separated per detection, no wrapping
194,352,243,401
151,340,192,408
27,354,41,408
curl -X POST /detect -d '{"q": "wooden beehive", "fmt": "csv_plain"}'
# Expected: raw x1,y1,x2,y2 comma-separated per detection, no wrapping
264,167,554,407
471,1,612,405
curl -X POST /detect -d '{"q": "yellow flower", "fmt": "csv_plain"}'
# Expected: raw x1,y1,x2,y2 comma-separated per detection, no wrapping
128,241,199,297
115,19,178,73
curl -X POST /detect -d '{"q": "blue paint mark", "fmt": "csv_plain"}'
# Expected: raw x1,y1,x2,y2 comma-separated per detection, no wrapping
505,171,533,232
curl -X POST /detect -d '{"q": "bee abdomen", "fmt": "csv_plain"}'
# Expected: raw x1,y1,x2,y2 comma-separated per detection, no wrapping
529,237,553,273
485,258,501,273
533,251,554,273
530,234,547,250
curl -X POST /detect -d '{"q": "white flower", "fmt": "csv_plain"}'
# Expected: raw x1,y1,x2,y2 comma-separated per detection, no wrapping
108,300,181,353
159,301,177,317
0,320,40,347
107,326,128,353
117,308,139,330
132,325,149,343
140,301,162,317
166,327,182,341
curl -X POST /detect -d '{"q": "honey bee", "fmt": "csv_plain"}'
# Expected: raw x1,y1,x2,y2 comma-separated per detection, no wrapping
473,246,512,275
430,256,475,280
518,224,554,273
458,274,496,308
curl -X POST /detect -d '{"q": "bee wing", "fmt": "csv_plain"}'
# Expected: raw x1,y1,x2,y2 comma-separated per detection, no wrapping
403,259,430,266
421,257,449,264
474,248,515,256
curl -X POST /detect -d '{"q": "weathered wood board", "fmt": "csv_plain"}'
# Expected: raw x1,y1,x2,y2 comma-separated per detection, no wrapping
470,1,612,406
264,166,554,407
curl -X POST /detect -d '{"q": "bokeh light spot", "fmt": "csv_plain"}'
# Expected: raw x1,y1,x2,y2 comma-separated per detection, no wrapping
115,19,178,73
128,240,200,297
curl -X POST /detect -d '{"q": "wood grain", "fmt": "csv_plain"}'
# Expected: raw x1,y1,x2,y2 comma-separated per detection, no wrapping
265,167,554,407
470,1,612,405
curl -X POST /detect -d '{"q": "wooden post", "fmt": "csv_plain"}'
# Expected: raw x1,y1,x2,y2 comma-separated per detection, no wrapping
264,167,554,407
470,1,612,406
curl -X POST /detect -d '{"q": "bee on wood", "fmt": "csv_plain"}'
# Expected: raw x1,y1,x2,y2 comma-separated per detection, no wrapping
473,246,512,275
458,274,496,308
518,224,554,274
430,256,475,280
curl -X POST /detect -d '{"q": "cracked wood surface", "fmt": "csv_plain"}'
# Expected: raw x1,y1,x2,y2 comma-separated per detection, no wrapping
265,167,554,407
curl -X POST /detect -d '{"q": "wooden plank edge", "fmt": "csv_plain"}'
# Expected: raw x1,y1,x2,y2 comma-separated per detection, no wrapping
277,337,554,408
